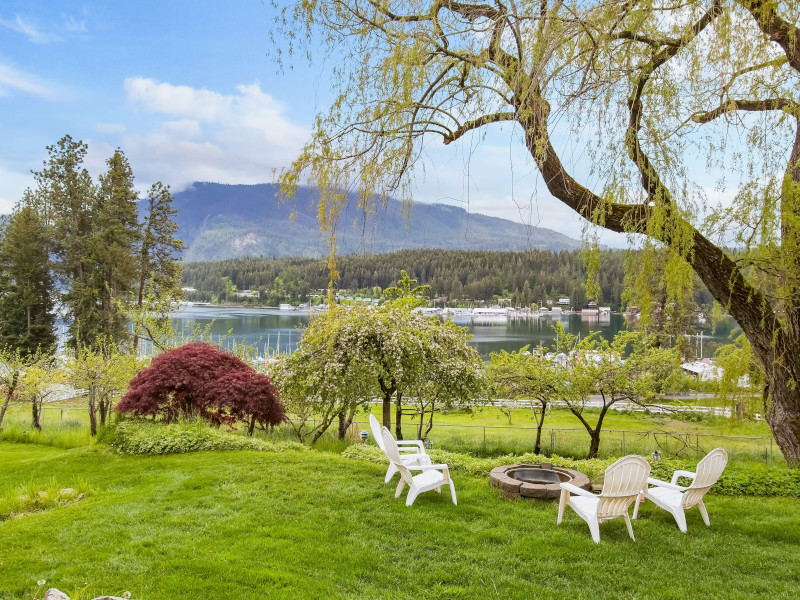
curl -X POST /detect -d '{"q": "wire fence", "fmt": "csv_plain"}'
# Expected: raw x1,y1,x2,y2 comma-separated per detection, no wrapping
22,407,779,464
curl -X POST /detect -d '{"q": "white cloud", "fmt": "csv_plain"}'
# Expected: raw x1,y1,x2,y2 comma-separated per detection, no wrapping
0,59,55,97
99,77,309,191
0,15,58,43
0,13,88,43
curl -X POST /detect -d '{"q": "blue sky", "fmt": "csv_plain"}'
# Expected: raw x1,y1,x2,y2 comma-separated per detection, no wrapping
0,0,621,244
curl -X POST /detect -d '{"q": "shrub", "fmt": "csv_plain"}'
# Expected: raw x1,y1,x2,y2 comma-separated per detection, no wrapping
116,342,284,433
105,420,307,455
341,445,800,497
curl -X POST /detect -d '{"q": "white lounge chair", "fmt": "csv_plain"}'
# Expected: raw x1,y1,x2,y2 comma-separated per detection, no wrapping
633,447,728,532
381,427,457,507
368,414,431,483
557,455,651,544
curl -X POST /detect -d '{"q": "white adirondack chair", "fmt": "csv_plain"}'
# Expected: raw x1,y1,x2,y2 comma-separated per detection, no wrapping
633,448,728,532
557,455,651,544
381,427,457,507
369,414,431,483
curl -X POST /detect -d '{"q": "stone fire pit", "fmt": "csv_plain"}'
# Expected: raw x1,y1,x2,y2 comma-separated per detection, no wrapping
489,462,591,500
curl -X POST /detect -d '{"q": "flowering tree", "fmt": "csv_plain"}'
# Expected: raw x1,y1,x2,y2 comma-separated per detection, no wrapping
274,296,485,443
117,341,284,433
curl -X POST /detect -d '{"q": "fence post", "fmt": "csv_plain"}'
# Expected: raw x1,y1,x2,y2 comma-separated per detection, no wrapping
696,434,700,459
550,430,555,455
622,431,626,454
770,438,773,464
483,426,486,448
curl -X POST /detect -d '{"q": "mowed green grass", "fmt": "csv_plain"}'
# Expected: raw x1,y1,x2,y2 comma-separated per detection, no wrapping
1,442,799,599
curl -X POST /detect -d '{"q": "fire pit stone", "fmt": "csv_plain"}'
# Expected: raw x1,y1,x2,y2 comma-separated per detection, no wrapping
489,463,591,500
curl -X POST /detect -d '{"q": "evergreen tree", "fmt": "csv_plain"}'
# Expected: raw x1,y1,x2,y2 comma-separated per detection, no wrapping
133,182,184,352
30,135,96,348
137,182,184,304
93,149,140,343
0,205,57,356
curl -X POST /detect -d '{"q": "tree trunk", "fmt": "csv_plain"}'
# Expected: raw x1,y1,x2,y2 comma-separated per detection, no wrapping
379,377,394,429
533,400,547,455
32,399,42,431
587,432,601,460
534,423,543,456
0,371,18,431
337,409,348,440
88,388,98,437
763,359,800,466
395,392,403,440
248,414,256,436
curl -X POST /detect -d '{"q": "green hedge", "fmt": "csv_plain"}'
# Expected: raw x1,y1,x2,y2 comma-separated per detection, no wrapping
104,420,307,455
342,445,800,497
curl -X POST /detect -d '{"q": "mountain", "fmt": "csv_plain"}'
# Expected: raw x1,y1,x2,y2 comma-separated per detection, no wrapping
165,183,582,262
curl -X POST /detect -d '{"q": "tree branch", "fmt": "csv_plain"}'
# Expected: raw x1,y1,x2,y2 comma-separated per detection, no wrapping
443,111,517,144
691,98,799,123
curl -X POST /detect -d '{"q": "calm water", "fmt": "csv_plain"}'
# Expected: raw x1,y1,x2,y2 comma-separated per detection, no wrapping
171,306,740,359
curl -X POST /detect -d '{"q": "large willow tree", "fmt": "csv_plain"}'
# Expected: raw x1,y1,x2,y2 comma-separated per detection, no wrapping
272,1,800,464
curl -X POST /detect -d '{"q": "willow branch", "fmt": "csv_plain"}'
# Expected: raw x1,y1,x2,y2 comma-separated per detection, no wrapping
443,111,517,144
691,98,799,123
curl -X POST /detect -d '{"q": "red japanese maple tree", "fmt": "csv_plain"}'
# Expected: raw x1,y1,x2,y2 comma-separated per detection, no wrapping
117,341,284,433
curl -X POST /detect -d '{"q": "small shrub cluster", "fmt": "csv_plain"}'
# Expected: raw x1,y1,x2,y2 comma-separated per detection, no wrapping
104,420,307,455
342,445,800,497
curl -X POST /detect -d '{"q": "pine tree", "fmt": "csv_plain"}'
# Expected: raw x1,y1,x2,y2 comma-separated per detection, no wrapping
0,205,57,356
137,182,184,304
93,149,140,343
133,182,184,352
30,135,96,348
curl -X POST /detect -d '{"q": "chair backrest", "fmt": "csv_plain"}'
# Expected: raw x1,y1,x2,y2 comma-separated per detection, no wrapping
682,448,728,508
369,414,385,452
597,455,651,520
381,427,414,486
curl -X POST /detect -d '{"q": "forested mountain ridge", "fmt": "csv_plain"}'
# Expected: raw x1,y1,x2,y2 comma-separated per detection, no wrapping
167,183,582,261
181,248,630,309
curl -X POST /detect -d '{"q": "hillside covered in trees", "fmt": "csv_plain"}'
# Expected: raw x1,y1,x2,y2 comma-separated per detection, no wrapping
182,249,633,308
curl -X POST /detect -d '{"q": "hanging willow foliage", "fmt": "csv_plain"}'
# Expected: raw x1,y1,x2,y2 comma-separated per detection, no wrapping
270,1,800,465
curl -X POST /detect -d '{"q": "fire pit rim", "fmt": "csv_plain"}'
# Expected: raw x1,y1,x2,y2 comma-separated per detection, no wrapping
489,463,592,500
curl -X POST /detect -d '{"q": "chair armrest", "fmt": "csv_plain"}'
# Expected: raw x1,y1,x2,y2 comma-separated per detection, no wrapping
671,470,696,486
559,482,596,498
399,453,429,462
647,477,686,492
407,463,449,471
396,440,426,452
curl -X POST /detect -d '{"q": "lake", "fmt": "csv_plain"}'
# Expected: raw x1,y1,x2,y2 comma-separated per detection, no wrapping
171,306,741,358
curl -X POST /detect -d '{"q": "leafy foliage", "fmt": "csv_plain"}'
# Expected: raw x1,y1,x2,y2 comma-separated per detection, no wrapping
117,342,285,432
104,420,305,455
342,444,800,497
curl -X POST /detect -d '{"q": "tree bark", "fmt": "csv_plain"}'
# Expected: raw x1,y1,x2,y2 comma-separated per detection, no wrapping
0,371,18,431
32,399,42,431
395,392,403,440
378,377,395,429
88,388,98,437
248,414,256,437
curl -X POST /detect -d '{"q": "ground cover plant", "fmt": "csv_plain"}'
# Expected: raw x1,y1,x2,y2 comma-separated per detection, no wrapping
1,441,799,599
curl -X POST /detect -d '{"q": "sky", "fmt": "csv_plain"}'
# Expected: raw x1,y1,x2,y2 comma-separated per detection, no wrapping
0,0,624,245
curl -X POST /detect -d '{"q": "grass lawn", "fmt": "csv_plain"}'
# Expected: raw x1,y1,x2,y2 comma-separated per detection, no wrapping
1,442,799,599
